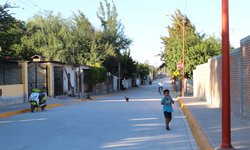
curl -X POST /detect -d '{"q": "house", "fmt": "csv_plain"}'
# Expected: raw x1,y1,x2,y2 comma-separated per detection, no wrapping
0,60,29,106
0,55,90,106
28,55,90,98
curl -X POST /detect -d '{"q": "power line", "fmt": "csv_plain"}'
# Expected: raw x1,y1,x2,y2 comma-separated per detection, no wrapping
193,22,250,34
27,0,44,11
26,0,46,15
12,0,45,16
181,0,250,35
184,0,188,14
18,0,43,14
10,2,35,16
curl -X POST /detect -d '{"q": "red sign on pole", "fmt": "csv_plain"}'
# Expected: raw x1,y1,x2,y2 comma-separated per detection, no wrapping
177,63,183,69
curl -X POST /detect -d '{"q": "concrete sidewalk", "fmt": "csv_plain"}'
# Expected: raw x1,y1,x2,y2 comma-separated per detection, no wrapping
178,97,250,150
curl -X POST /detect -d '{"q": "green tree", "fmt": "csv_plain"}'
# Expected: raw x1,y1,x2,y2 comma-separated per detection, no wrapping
14,10,116,65
0,3,25,59
71,11,116,67
84,66,107,92
13,12,68,61
120,50,137,79
14,10,110,91
70,11,95,65
161,10,221,78
97,0,132,75
137,63,150,81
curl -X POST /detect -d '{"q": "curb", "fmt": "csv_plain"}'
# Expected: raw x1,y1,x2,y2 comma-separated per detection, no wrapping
0,103,65,118
178,98,214,150
0,93,114,118
90,93,114,100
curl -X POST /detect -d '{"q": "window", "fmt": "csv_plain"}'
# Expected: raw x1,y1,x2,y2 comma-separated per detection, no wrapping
0,61,21,85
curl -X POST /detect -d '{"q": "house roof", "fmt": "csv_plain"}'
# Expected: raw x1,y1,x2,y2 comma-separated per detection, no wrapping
28,60,90,69
0,60,18,67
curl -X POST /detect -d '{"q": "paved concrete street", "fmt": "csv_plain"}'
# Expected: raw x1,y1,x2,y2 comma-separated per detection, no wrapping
0,78,198,150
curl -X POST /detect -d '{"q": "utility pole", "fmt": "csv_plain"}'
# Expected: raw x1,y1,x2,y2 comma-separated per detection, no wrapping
182,17,185,97
118,61,121,91
218,0,233,149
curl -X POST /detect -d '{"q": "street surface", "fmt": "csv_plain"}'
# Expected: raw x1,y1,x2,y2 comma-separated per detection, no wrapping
0,78,198,150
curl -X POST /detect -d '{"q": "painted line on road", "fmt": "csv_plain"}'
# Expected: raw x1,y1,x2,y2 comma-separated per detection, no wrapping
129,118,160,121
0,118,48,124
173,115,186,119
19,118,48,122
178,98,213,150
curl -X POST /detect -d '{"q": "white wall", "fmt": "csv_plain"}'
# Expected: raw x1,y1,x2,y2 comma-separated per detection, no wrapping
63,65,75,95
113,76,118,91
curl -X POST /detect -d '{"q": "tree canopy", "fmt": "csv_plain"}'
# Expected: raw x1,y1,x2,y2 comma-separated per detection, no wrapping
120,50,137,79
1,1,151,85
0,3,25,59
161,10,221,78
97,0,132,76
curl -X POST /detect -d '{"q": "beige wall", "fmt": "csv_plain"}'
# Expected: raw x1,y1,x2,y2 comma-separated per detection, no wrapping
19,61,29,102
193,63,210,102
193,35,250,120
194,50,240,108
0,84,24,97
47,63,54,97
0,61,28,106
209,55,222,107
0,84,24,106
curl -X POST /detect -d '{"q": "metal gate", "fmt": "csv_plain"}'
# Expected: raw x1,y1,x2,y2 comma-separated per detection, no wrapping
54,66,63,96
28,63,47,94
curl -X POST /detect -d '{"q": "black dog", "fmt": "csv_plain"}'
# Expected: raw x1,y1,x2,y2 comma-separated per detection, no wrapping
125,96,129,102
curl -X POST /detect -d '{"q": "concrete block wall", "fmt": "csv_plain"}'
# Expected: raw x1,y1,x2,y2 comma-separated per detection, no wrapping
230,49,242,118
193,63,210,101
241,36,250,120
193,35,250,120
209,55,222,108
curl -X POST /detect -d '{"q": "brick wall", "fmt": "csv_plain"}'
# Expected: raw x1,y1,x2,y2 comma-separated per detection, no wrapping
241,36,250,120
230,49,241,118
193,35,250,120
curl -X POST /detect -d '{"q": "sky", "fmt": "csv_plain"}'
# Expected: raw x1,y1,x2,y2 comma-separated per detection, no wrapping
1,0,250,66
